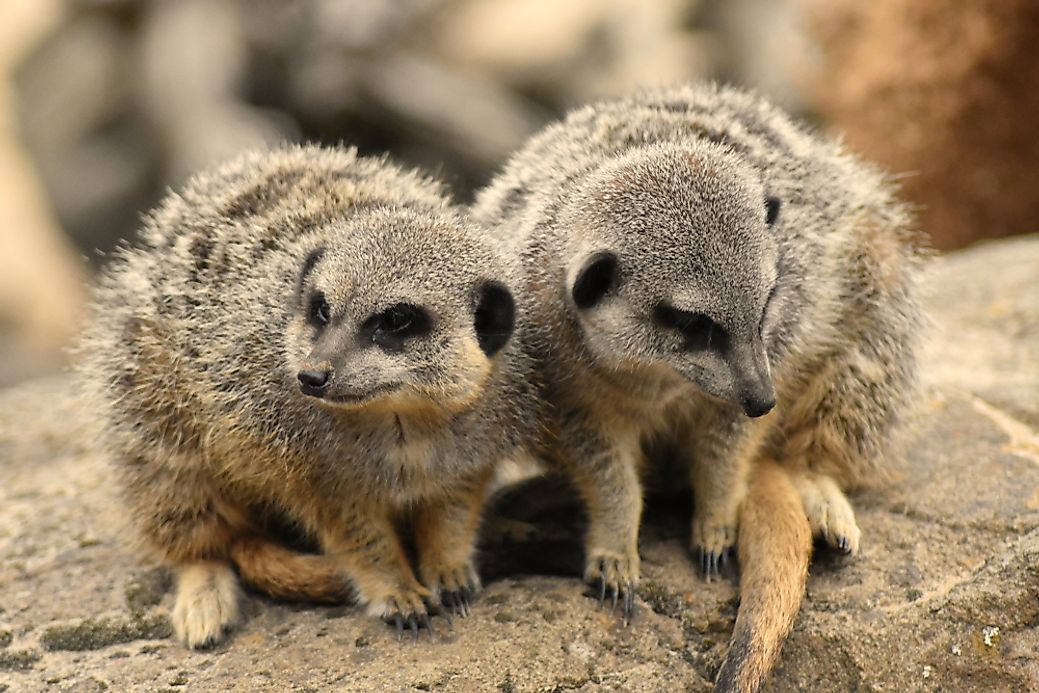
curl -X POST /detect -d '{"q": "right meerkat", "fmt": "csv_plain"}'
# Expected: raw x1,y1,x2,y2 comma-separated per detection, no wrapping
78,144,537,648
474,83,923,691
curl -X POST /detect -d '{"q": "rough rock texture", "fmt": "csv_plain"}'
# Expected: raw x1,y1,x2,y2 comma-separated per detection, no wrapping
1,236,1038,691
805,0,1039,250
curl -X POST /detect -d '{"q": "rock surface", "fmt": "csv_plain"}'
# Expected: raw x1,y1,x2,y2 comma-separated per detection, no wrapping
1,236,1037,692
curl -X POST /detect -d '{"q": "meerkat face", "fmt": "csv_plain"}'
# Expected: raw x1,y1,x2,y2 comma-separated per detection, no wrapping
563,143,781,417
284,208,515,415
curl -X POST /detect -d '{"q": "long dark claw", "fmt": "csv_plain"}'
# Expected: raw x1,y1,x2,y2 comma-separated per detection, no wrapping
445,591,456,612
623,586,635,626
703,549,722,583
460,586,472,618
420,613,435,640
609,584,619,616
394,613,404,641
409,615,419,642
440,595,454,628
598,576,607,606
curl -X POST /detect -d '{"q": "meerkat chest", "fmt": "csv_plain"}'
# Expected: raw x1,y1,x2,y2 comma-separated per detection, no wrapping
568,363,691,437
362,414,481,501
381,435,439,470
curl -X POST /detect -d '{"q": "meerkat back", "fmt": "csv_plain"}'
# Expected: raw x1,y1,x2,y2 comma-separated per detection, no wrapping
78,144,534,648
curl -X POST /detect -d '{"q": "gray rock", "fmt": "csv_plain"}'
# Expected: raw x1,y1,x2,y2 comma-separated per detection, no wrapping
0,236,1037,691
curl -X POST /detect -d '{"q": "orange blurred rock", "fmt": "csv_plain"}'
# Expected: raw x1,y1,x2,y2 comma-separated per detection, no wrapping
0,0,86,382
805,0,1039,250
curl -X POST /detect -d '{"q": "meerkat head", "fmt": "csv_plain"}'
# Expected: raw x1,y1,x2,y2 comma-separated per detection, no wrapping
285,207,515,415
562,141,781,417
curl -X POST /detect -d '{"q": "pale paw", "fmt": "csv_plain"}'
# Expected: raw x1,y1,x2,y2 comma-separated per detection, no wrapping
171,561,240,649
691,515,738,582
794,474,861,555
583,548,638,625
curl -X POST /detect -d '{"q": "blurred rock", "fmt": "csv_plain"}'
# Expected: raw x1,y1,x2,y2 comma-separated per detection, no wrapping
433,0,714,105
0,0,86,384
805,0,1039,250
13,0,815,263
14,5,158,265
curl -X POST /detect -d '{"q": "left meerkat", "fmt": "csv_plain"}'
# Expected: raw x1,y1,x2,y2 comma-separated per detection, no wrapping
77,144,538,648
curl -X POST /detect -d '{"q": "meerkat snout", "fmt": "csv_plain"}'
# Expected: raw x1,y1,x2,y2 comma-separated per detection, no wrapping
731,339,775,417
741,390,775,418
297,367,332,397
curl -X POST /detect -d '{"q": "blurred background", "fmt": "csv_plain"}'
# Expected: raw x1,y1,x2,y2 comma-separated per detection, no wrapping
1,0,1037,386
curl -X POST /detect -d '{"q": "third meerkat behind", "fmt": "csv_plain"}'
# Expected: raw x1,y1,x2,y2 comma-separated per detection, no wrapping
475,84,923,690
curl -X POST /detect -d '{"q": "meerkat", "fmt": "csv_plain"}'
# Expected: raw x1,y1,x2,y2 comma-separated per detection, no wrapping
474,83,923,691
77,144,538,649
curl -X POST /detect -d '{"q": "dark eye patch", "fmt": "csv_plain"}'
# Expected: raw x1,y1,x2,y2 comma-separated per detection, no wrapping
298,246,326,299
362,303,432,352
572,252,618,309
765,197,781,226
654,304,730,353
308,291,330,328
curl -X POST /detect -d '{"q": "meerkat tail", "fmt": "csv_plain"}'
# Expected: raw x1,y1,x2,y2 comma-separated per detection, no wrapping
714,460,812,693
230,535,354,603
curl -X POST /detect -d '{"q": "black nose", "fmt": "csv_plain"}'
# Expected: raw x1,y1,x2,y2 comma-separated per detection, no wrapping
742,395,776,418
297,368,331,397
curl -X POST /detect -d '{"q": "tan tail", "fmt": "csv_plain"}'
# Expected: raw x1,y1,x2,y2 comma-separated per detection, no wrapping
714,460,812,693
230,535,353,603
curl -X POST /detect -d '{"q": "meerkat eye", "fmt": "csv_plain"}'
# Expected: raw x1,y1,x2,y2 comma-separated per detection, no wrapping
309,292,331,328
383,305,415,333
365,303,432,351
654,304,730,353
765,197,781,226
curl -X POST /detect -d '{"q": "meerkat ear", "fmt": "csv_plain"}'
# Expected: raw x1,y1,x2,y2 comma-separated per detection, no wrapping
571,252,618,309
765,197,781,226
474,281,515,356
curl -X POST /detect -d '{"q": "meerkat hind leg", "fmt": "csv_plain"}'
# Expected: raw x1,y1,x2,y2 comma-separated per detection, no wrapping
791,472,861,554
171,560,240,649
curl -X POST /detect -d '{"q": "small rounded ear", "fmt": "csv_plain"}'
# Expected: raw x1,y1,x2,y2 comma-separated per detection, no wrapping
765,196,781,226
571,252,618,309
474,281,515,356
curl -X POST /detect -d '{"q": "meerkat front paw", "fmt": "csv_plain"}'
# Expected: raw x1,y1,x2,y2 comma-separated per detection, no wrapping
421,559,481,619
366,583,434,641
793,473,861,554
584,548,638,625
171,561,240,649
691,513,738,582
